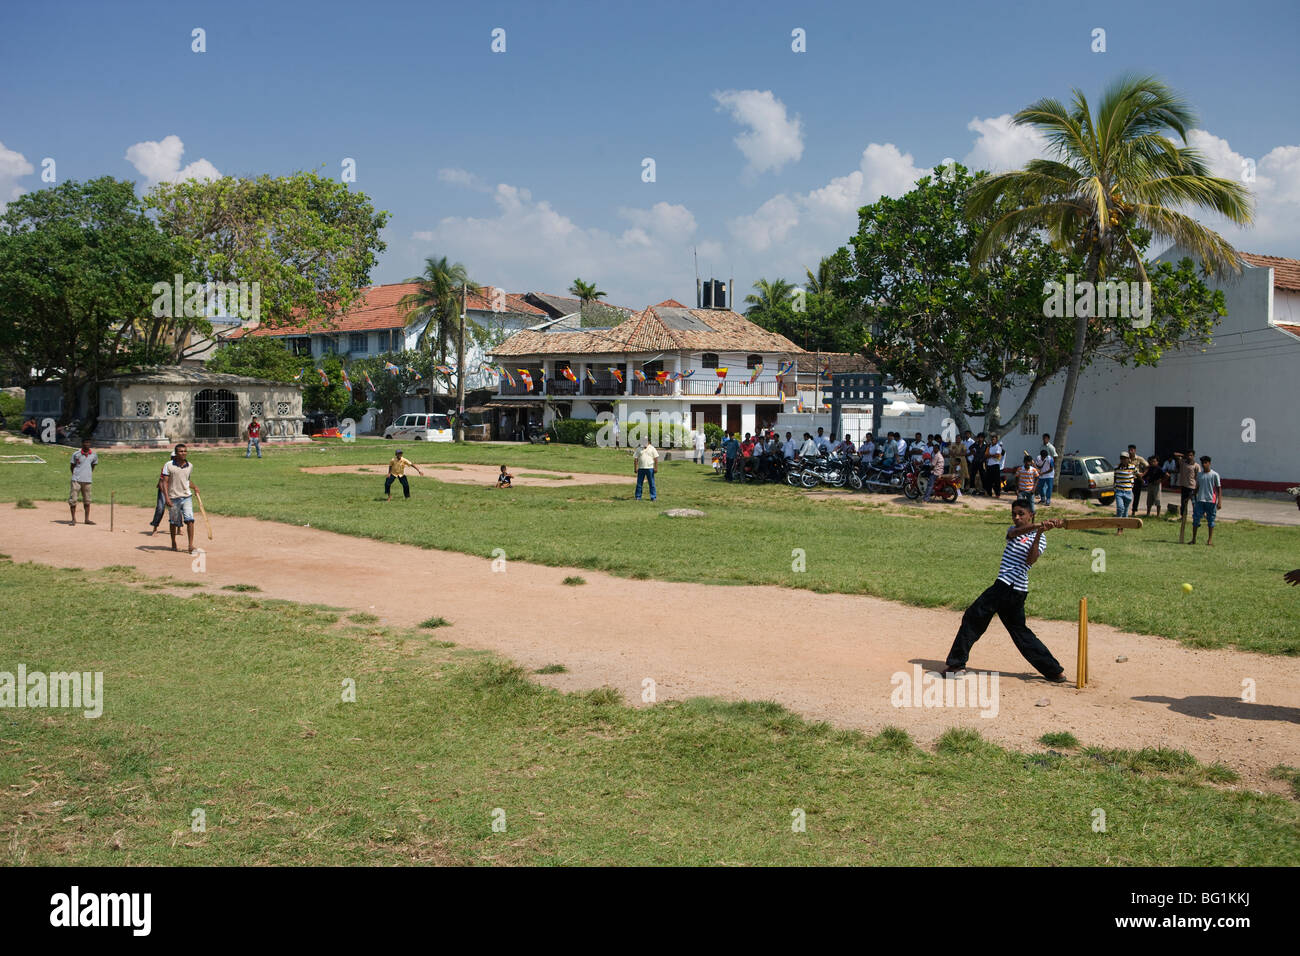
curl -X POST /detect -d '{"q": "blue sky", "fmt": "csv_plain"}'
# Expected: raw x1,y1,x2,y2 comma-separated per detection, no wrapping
3,0,1297,307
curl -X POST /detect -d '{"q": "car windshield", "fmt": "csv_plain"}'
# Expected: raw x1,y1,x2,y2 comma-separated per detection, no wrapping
1086,458,1112,474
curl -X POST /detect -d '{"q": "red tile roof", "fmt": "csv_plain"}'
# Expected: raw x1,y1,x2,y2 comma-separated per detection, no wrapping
490,304,805,357
1277,324,1300,339
233,282,543,338
1240,253,1300,294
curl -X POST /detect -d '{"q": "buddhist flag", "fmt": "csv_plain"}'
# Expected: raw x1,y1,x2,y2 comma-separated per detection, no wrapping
679,368,695,379
715,367,729,378
714,366,728,395
820,358,831,380
435,364,454,376
634,369,646,382
655,370,669,384
748,364,763,385
364,372,376,393
562,366,577,382
409,368,422,381
384,361,400,376
293,368,304,382
518,369,533,391
317,368,330,386
610,367,624,384
501,367,516,387
778,360,796,375
341,368,353,394
585,368,596,384
796,397,806,413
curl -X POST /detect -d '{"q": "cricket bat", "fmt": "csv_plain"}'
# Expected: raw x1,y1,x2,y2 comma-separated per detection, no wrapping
195,490,213,540
1060,517,1142,530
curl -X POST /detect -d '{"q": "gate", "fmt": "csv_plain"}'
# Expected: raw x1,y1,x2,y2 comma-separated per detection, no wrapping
194,388,239,440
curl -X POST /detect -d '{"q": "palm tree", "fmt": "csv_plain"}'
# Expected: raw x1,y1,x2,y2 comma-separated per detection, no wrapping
399,256,480,365
743,278,796,322
803,257,838,296
569,279,606,304
965,74,1252,455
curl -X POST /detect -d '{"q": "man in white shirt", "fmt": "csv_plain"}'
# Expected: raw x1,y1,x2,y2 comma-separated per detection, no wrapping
798,433,818,459
633,439,659,501
782,432,797,460
861,436,875,461
814,428,831,455
984,436,1005,499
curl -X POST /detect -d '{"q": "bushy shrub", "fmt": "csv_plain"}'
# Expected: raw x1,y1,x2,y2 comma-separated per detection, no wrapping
549,418,603,444
702,423,725,448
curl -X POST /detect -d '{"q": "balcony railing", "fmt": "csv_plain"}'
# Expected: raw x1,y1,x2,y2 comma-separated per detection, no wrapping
683,379,781,397
632,381,673,396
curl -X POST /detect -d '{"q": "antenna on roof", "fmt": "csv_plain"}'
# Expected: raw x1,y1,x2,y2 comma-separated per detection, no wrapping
694,247,701,309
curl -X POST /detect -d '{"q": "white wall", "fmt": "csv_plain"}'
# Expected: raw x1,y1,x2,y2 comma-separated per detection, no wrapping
976,249,1300,486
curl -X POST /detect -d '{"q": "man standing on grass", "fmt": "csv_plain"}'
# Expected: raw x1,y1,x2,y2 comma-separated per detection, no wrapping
984,434,1005,499
160,443,201,554
68,437,97,525
634,437,659,501
1113,454,1136,533
1189,455,1222,546
941,498,1067,683
245,416,263,459
149,449,178,535
384,448,424,501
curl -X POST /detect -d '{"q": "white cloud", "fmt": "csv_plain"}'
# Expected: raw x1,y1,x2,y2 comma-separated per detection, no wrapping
125,135,220,186
729,195,800,252
1183,130,1300,255
712,89,804,175
408,183,702,306
438,167,489,191
961,114,1051,174
0,141,35,209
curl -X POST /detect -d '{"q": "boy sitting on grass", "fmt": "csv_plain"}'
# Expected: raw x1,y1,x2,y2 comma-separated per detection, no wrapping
496,465,513,488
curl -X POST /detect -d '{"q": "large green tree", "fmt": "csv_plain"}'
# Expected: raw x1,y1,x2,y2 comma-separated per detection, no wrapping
846,164,1226,440
205,336,301,382
966,74,1252,453
0,177,184,425
146,170,390,343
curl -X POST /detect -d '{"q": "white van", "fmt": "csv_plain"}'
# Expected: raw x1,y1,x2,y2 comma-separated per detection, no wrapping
383,413,453,442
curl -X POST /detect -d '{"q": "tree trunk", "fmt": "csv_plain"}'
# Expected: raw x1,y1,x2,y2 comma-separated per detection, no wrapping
1052,252,1102,465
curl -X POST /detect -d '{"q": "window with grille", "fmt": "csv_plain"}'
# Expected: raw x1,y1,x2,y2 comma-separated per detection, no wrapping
1021,414,1039,435
321,337,337,354
702,353,719,369
288,337,312,356
350,333,368,353
746,354,762,369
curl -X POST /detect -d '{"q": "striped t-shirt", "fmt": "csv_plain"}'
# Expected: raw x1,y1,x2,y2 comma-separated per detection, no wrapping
1113,464,1136,494
1016,465,1039,495
998,529,1046,592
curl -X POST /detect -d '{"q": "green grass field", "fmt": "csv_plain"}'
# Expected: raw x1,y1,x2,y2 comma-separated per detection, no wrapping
2,439,1294,655
3,559,1296,866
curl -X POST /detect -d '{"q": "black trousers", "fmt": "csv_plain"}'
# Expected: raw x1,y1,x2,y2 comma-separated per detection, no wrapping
946,579,1063,677
984,464,1002,496
384,475,410,497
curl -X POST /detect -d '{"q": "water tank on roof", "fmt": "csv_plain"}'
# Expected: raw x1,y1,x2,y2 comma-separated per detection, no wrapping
702,279,726,309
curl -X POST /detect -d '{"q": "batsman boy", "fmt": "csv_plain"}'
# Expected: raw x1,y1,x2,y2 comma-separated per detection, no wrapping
941,497,1067,683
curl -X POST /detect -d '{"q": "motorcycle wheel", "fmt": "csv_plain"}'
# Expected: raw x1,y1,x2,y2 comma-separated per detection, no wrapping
786,469,802,487
940,483,958,503
903,476,922,500
800,470,820,488
847,471,863,491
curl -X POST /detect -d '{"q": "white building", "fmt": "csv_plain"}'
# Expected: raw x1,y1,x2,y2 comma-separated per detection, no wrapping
487,299,806,441
985,250,1300,492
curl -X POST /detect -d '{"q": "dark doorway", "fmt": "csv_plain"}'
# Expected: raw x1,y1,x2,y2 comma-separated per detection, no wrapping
726,403,742,434
194,388,239,440
691,404,721,428
1154,407,1194,460
756,403,782,431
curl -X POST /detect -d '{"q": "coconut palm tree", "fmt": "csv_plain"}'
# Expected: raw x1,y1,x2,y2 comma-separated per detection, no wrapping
569,279,606,304
965,74,1252,455
743,278,796,322
398,256,480,366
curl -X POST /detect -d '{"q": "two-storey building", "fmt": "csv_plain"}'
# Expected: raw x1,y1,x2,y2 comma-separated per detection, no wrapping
487,299,806,439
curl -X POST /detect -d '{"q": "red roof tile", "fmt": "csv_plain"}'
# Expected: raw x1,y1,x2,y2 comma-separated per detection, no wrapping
1240,253,1300,294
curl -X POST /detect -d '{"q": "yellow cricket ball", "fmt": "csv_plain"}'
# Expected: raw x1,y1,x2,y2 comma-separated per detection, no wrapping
1182,582,1193,593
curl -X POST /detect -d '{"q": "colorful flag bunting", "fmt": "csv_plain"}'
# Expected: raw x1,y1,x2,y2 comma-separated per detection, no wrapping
384,361,400,376
634,369,646,382
655,371,669,383
610,367,624,384
748,364,763,385
293,368,304,382
518,369,534,391
435,364,454,376
777,360,796,376
679,368,695,379
715,367,729,378
585,368,596,384
317,368,329,386
562,367,577,382
341,368,353,394
364,372,376,393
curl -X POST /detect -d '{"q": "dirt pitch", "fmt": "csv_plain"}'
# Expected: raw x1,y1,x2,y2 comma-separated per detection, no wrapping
300,463,632,487
3,501,1297,791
